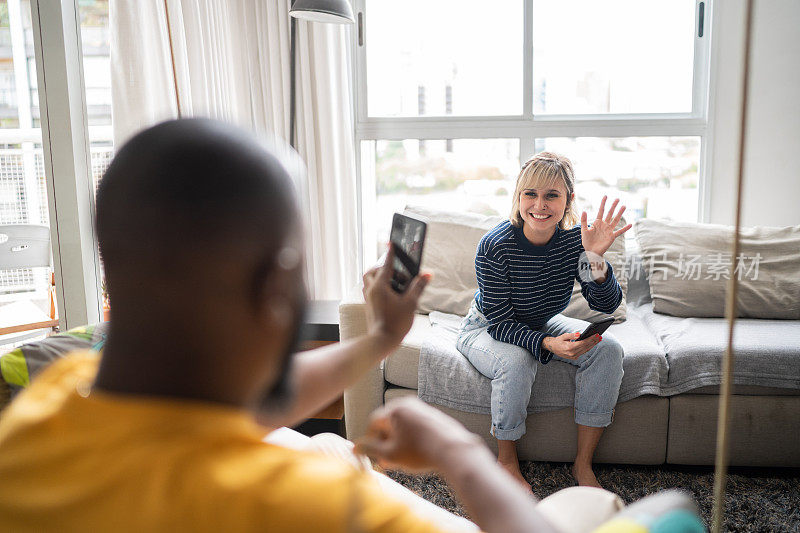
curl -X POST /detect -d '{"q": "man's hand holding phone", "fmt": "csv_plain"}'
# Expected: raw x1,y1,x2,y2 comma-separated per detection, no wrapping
388,213,427,293
362,244,430,348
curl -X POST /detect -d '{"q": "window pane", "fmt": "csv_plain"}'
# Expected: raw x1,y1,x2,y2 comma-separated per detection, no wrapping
78,0,112,318
79,0,113,195
533,137,701,229
0,0,58,345
362,138,520,264
365,0,523,117
533,0,695,114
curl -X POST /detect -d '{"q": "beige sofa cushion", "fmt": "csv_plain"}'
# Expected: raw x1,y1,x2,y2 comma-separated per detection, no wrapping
384,314,431,389
635,219,800,319
404,206,503,316
404,205,628,321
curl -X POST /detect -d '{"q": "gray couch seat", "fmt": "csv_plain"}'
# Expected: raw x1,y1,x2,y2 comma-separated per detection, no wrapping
638,302,800,394
385,307,669,416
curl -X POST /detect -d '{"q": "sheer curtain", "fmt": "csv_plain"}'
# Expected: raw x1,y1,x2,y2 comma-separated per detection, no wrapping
110,0,360,299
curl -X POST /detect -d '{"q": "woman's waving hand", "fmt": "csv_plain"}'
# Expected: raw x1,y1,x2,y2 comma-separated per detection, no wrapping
580,195,633,257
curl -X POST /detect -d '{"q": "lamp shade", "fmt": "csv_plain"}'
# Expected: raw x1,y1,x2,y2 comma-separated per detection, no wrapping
289,0,355,24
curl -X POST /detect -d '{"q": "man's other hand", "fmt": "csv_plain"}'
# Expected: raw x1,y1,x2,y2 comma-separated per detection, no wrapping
355,397,483,473
362,244,431,347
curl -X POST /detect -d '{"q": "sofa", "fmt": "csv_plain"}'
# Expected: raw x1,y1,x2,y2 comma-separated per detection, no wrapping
341,207,800,467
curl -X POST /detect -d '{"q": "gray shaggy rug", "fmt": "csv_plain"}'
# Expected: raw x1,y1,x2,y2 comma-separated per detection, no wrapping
386,462,800,532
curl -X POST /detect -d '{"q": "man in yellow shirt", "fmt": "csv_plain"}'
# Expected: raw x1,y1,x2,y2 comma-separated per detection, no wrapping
0,119,562,532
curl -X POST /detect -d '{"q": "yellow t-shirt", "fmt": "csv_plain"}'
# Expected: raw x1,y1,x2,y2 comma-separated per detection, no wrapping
0,353,446,533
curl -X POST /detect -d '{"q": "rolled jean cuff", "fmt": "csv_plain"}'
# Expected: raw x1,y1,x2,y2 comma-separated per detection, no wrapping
574,408,614,428
492,422,526,441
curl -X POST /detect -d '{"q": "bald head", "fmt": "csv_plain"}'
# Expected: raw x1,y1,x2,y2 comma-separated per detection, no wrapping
94,119,306,407
97,119,299,306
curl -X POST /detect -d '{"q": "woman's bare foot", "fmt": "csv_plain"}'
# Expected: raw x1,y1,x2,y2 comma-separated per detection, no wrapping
571,462,602,488
496,439,531,491
498,459,531,491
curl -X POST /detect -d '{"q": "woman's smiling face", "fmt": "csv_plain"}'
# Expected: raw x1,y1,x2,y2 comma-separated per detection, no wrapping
510,152,578,237
518,185,569,236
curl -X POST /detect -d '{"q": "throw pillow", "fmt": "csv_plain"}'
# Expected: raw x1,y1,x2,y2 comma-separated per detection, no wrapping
634,218,800,319
0,323,108,400
403,206,503,316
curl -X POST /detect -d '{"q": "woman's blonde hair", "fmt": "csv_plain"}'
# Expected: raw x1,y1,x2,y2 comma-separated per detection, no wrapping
509,151,579,230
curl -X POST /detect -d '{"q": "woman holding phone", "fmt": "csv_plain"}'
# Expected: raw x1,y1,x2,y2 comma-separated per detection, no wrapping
456,152,632,488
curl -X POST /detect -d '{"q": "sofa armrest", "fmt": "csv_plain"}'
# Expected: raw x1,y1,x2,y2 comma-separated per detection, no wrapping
339,285,386,441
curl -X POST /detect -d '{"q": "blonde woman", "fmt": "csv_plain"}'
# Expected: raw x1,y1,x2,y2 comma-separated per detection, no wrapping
456,152,632,489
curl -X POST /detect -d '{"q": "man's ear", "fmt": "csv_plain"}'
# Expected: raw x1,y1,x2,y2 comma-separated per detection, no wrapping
252,249,305,329
265,296,293,328
253,266,291,327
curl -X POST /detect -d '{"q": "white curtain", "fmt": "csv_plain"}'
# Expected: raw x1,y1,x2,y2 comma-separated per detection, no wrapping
110,0,360,299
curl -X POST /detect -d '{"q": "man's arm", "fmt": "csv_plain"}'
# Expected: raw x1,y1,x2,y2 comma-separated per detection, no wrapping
258,334,396,429
356,398,558,533
438,442,556,533
258,246,430,429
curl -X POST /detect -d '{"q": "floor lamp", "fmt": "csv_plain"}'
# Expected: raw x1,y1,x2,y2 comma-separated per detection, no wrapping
289,0,355,149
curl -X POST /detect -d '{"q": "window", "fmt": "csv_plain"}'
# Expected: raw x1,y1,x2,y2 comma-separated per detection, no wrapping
531,1,696,115
365,0,523,117
360,138,520,260
0,0,57,341
354,0,711,267
78,0,112,314
534,137,702,223
0,0,111,341
0,0,109,338
78,0,113,192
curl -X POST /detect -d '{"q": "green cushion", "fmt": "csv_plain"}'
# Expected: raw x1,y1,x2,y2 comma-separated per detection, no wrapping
0,323,108,399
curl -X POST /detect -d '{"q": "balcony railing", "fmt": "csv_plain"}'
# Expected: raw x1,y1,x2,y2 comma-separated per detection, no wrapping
0,128,113,298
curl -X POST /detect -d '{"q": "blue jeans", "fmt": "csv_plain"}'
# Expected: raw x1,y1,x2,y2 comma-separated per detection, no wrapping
456,302,624,441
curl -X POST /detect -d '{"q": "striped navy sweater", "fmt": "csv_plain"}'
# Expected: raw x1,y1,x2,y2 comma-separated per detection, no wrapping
474,220,622,364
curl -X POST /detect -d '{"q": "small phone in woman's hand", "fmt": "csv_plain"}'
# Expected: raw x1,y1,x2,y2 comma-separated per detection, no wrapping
575,317,615,341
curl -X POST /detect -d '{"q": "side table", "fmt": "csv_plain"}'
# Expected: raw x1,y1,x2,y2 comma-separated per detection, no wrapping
294,299,344,437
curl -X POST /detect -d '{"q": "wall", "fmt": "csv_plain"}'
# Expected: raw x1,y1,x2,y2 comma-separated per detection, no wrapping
707,0,800,227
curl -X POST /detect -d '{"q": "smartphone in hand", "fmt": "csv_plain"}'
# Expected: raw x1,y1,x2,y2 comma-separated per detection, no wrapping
575,317,615,341
389,213,427,293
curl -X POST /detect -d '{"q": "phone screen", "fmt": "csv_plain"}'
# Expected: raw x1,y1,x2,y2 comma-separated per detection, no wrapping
389,214,426,292
576,317,615,341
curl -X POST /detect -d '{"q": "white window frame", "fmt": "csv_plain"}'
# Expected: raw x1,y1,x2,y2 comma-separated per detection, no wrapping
352,0,715,272
30,0,102,329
